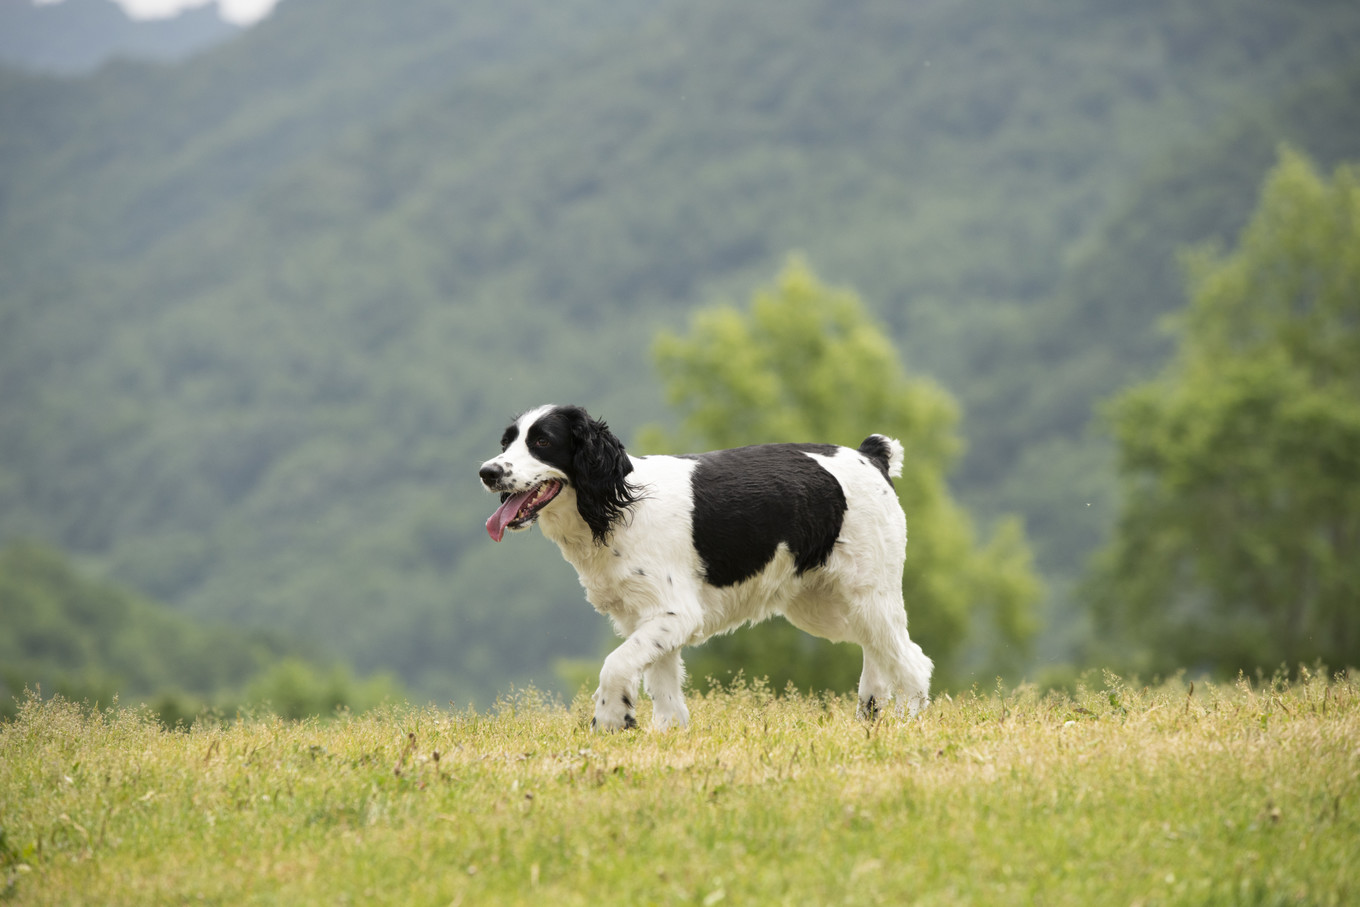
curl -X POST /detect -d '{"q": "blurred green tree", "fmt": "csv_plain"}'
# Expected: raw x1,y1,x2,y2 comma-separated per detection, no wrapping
1089,148,1360,676
640,257,1041,692
242,658,403,720
0,541,404,722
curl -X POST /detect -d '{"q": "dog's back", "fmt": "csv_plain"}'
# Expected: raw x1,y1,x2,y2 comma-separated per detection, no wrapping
621,440,910,650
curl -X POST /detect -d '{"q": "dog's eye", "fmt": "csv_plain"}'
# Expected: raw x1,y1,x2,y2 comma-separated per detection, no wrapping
534,437,550,448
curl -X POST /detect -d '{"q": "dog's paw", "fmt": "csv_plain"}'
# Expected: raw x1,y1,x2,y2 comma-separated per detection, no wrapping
590,712,638,733
858,695,880,722
590,689,638,733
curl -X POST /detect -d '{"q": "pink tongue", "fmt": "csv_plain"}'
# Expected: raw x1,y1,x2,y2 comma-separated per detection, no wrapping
486,490,533,542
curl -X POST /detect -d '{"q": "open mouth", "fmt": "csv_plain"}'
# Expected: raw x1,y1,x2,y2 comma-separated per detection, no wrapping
485,480,563,542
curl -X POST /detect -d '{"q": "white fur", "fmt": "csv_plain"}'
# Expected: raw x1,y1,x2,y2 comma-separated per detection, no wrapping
481,410,932,732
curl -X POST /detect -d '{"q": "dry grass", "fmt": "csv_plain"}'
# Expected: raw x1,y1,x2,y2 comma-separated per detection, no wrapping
2,670,1357,905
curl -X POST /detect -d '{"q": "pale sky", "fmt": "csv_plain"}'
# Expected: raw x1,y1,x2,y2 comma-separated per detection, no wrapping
35,0,281,27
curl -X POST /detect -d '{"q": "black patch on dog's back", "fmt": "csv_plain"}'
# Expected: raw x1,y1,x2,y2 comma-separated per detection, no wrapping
687,444,847,588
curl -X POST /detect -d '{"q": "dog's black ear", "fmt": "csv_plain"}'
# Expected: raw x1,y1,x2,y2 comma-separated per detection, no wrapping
565,406,639,545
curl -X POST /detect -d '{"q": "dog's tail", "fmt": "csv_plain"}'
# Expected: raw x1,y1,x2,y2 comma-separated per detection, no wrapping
858,434,904,480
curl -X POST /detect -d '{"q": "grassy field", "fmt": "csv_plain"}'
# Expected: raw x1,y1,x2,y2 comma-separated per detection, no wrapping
2,671,1356,905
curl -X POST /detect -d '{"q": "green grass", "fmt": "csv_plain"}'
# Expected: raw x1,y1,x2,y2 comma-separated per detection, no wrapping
2,671,1357,905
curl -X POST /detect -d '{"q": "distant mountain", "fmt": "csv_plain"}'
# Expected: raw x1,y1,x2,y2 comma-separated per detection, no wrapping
0,541,401,722
0,0,243,75
2,0,1359,702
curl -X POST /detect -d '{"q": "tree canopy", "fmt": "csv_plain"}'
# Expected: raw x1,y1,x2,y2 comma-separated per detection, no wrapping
643,258,1041,690
1089,149,1360,676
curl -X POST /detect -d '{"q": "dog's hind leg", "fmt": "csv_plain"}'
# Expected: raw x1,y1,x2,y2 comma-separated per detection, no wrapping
854,597,933,717
857,654,886,721
877,624,933,716
886,631,933,716
783,584,903,719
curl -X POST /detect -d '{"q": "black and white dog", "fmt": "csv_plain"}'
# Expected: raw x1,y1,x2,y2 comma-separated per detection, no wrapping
479,404,933,731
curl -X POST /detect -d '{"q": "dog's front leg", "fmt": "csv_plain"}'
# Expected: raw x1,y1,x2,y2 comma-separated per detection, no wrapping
644,648,689,730
592,612,694,732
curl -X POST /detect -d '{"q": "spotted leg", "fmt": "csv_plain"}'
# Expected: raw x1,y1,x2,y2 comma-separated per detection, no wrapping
592,611,695,733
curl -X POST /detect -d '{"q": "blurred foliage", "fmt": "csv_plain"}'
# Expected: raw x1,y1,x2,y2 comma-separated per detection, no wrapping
1089,149,1360,676
641,258,1041,691
243,657,404,722
0,542,403,723
1,1,1360,705
952,62,1360,667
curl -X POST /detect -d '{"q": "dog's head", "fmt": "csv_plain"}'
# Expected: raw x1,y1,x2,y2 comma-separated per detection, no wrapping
479,404,638,545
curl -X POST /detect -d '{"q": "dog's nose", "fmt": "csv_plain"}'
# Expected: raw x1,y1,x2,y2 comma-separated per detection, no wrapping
479,463,506,487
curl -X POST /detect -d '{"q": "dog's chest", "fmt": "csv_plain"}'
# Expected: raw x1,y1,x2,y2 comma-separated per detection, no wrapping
568,549,670,623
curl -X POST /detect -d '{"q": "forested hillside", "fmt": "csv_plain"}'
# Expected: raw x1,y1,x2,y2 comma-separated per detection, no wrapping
3,0,1358,703
0,542,401,722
